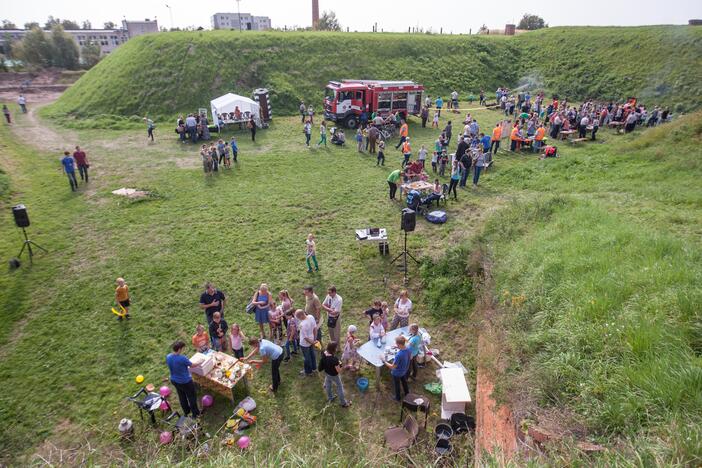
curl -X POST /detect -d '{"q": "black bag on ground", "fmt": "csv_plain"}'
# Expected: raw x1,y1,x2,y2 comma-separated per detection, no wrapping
450,413,475,434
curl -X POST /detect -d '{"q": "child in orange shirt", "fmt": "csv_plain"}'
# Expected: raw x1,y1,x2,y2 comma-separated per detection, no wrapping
192,324,210,352
115,277,130,320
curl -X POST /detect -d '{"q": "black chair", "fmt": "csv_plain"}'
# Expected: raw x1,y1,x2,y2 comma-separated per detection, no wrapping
400,393,431,430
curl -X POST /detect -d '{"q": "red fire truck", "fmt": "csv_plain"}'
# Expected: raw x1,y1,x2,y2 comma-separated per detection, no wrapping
323,80,425,128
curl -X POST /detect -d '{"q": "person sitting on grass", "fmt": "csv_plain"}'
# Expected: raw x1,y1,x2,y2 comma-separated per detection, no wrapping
115,277,131,320
539,145,559,160
331,128,345,146
319,341,352,407
384,336,411,402
243,337,284,393
209,312,228,351
191,324,210,353
229,323,246,358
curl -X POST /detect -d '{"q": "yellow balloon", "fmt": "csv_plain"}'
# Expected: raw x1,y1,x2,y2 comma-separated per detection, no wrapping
135,375,144,384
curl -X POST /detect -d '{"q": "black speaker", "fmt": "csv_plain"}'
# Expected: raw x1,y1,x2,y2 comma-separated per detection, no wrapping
401,208,416,232
12,204,30,228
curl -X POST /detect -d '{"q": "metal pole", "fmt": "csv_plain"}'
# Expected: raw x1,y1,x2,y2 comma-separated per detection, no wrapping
165,4,173,30
237,0,242,32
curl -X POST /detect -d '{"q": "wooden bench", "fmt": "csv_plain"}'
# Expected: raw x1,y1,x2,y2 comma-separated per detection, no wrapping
570,138,588,144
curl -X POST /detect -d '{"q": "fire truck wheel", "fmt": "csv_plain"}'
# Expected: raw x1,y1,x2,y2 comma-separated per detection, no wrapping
345,116,358,129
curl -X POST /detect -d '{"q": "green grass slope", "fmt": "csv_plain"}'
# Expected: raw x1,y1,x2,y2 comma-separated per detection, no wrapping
46,26,702,122
481,112,702,464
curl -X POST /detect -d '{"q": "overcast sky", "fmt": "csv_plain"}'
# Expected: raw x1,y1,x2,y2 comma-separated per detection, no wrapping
4,0,701,32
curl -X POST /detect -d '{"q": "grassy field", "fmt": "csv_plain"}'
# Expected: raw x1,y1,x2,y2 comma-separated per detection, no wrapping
44,26,702,122
1,96,701,465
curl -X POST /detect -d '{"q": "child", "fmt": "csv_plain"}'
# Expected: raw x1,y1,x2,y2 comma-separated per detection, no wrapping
306,233,319,272
192,324,210,353
283,310,298,361
377,140,385,166
115,277,130,320
217,139,226,166
369,315,386,348
223,142,231,169
229,323,246,358
319,342,352,407
209,311,228,351
268,300,283,343
418,145,427,168
230,137,238,163
432,110,440,128
209,144,219,172
407,323,422,380
380,301,390,330
439,150,448,177
341,325,361,371
364,299,383,325
431,151,438,173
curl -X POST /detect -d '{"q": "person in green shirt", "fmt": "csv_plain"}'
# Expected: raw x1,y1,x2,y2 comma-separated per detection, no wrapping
387,169,403,200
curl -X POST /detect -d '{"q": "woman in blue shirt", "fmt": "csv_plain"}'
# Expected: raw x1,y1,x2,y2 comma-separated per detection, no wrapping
166,340,201,417
243,338,284,392
384,336,412,401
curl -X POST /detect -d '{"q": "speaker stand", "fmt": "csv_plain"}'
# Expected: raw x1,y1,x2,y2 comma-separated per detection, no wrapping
390,230,419,284
17,228,47,264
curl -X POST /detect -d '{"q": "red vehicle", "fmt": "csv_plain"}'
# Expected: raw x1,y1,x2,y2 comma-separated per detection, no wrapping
323,80,425,128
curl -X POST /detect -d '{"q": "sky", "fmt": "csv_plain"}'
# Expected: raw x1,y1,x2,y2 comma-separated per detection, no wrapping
3,0,701,32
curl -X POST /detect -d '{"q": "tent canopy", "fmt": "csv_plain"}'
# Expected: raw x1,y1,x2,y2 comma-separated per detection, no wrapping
210,93,260,126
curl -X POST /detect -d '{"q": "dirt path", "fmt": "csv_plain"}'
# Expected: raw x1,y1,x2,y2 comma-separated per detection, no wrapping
9,97,77,153
475,334,519,464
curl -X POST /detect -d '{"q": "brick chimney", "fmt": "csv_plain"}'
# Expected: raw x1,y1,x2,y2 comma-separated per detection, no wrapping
312,0,320,29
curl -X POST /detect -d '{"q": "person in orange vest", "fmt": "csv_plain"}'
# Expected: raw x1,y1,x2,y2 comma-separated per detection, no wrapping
510,126,521,152
395,120,409,149
533,123,546,152
490,122,502,155
401,137,412,167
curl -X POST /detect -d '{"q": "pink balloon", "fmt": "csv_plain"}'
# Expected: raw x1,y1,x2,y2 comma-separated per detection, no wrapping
237,436,251,449
159,386,171,397
202,394,214,407
159,401,170,411
159,431,173,445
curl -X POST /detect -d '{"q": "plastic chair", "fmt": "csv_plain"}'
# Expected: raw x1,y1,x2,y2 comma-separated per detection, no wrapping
384,415,420,453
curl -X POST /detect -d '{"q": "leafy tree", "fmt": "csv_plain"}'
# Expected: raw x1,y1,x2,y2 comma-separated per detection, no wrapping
44,16,80,30
23,22,39,30
61,19,81,30
12,27,54,67
50,25,80,69
517,14,548,31
317,11,341,31
104,21,117,29
81,41,101,69
81,20,92,30
44,16,60,29
2,32,15,57
1,19,17,30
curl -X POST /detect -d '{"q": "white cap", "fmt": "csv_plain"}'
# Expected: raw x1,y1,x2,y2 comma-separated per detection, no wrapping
347,325,357,333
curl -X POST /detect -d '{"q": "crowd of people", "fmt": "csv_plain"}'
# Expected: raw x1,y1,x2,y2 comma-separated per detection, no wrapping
173,112,258,145
161,271,425,419
198,138,239,175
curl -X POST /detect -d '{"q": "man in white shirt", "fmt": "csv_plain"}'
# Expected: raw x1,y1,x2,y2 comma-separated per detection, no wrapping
322,285,343,344
18,94,27,113
296,309,317,376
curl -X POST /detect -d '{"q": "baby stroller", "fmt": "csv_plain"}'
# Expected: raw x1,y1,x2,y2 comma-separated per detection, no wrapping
127,386,173,424
406,189,433,215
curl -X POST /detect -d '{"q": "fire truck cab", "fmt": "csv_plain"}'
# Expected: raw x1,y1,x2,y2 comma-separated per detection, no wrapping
323,80,425,129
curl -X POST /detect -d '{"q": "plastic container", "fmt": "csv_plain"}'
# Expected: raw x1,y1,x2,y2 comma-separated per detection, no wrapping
356,377,369,392
435,438,453,456
435,422,454,440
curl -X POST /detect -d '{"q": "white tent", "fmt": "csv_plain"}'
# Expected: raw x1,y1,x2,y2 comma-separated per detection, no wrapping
210,93,261,127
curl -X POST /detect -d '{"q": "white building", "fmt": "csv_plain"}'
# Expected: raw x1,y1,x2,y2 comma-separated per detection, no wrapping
0,19,158,57
211,12,271,31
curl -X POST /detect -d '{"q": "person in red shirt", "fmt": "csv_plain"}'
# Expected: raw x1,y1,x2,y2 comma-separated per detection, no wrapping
73,145,89,183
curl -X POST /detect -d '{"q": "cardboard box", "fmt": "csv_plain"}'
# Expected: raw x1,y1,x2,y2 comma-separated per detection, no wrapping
190,352,214,376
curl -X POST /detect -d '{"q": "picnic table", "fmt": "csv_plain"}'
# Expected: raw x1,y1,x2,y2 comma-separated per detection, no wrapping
400,180,434,197
608,121,625,128
357,326,428,390
559,130,577,140
190,350,253,403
